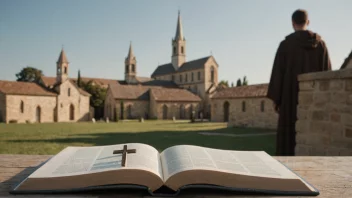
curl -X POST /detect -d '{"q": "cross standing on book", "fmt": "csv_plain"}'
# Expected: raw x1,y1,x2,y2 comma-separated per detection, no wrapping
113,145,136,167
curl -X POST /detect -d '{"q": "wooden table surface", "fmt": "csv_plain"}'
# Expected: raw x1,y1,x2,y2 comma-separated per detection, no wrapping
0,155,351,198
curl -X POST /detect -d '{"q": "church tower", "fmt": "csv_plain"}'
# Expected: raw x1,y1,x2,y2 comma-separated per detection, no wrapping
171,11,186,70
125,42,137,84
56,48,69,84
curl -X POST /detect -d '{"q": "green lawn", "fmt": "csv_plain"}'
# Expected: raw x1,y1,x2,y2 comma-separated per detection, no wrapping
0,121,276,155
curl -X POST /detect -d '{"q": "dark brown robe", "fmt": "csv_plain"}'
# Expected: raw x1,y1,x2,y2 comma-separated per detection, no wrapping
267,30,331,156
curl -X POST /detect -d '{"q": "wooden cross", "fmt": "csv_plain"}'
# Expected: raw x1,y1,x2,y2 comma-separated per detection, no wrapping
113,145,136,167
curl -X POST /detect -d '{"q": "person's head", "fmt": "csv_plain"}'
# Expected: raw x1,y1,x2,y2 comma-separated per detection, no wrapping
292,9,309,31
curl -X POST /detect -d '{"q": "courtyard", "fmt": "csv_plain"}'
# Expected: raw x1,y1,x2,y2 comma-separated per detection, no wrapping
0,121,276,155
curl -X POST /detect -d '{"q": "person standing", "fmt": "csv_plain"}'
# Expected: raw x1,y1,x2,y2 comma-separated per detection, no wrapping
267,9,331,156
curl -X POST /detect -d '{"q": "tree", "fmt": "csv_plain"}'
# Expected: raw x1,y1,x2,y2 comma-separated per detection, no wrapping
77,70,82,87
236,78,242,87
218,80,229,88
80,80,107,108
16,67,43,82
242,76,248,86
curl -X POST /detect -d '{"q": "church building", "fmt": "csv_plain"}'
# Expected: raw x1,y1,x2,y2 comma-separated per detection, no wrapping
0,50,91,123
103,11,218,120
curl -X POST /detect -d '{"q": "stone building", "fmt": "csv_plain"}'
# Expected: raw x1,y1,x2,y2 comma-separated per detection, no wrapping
211,84,278,129
295,68,352,156
150,12,219,116
340,51,352,69
0,49,91,123
103,11,217,120
105,83,201,120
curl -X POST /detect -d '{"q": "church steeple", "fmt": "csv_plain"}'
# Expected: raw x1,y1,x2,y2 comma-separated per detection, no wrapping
172,11,186,70
175,10,184,41
125,42,137,84
56,48,69,84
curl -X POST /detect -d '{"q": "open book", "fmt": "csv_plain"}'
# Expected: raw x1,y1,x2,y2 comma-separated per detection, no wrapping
11,143,319,196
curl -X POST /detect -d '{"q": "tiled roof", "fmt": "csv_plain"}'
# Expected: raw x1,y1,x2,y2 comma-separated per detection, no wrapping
340,50,352,69
41,76,119,87
151,56,211,77
109,83,151,100
41,76,57,87
177,56,211,72
151,88,201,102
136,76,152,83
212,84,269,99
151,63,175,77
0,80,57,96
141,80,178,88
76,77,119,87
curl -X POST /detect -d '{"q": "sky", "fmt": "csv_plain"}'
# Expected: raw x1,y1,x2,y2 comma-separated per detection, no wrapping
0,0,351,85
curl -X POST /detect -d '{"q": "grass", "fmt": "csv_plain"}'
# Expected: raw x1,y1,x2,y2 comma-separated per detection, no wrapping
0,120,276,155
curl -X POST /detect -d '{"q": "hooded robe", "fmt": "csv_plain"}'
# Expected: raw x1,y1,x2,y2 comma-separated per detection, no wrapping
267,30,331,156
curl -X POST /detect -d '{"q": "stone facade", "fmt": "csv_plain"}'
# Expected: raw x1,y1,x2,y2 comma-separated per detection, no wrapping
151,101,199,120
296,68,352,156
55,80,90,122
117,100,149,120
211,98,278,129
5,95,56,123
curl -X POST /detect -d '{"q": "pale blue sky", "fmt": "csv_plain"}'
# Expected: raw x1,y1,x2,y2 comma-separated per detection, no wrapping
0,0,351,84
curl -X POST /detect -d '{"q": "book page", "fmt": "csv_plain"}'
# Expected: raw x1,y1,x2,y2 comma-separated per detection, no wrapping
161,145,298,181
29,143,163,179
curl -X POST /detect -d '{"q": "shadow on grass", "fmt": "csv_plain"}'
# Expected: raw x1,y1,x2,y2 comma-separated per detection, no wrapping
7,127,276,155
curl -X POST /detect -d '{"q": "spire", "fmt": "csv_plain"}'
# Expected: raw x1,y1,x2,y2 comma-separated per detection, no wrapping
57,48,69,63
127,41,134,59
175,10,184,40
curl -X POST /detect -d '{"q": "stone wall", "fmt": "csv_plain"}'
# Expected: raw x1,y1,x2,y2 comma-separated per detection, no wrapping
154,101,200,120
0,93,6,122
5,95,56,123
56,80,90,122
296,68,352,156
115,100,149,120
211,98,278,129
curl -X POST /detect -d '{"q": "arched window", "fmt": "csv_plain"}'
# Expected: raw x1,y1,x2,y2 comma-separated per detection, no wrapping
223,101,230,122
70,104,75,121
210,66,215,82
132,64,135,72
261,100,265,112
185,73,188,82
20,101,24,113
173,47,176,54
36,106,41,123
181,46,184,54
162,105,168,120
179,104,185,119
180,75,183,82
125,65,129,72
191,72,194,82
242,101,246,112
64,67,67,74
68,88,71,96
127,105,132,119
198,71,201,80
58,68,61,74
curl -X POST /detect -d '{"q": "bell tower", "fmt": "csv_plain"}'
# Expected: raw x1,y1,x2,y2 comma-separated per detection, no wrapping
171,11,186,70
125,42,137,84
56,48,69,84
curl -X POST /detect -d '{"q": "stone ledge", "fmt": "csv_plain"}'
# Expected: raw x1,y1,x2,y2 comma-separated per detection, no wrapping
298,68,352,82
